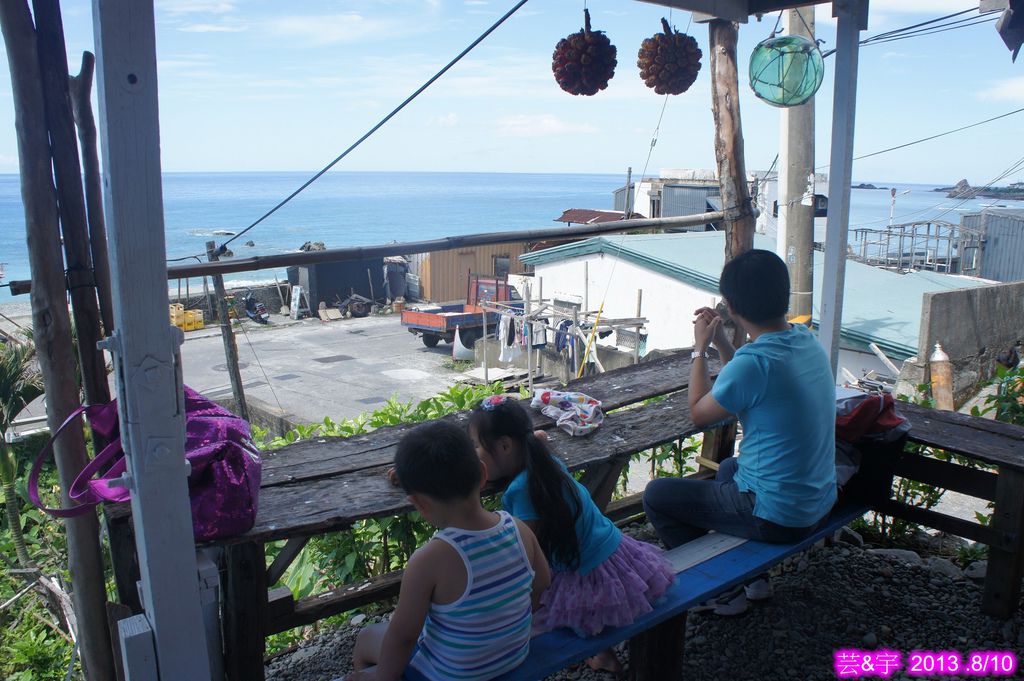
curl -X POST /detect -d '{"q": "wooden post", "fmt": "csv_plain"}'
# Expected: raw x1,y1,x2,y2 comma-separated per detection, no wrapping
982,467,1024,619
482,306,489,383
633,289,642,365
207,240,249,422
0,3,114,678
223,542,268,681
628,612,687,681
92,1,212,677
68,50,114,336
709,19,756,261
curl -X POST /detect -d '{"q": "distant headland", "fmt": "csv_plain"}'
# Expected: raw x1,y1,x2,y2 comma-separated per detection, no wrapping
934,179,1024,201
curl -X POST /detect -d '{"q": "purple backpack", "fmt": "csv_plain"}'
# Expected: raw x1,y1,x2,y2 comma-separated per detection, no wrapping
29,386,261,541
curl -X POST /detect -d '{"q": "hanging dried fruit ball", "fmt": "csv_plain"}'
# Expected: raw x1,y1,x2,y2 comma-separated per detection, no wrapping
637,18,702,95
552,8,617,96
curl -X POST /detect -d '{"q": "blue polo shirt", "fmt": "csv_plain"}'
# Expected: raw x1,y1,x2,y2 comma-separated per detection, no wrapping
502,460,621,575
711,324,837,528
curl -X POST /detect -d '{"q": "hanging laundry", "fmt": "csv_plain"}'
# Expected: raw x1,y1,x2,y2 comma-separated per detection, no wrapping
531,318,548,348
498,314,522,363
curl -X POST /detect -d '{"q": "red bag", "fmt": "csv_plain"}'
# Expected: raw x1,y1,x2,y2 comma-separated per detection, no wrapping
835,389,911,444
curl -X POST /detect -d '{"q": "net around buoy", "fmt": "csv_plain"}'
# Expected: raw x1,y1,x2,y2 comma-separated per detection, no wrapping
749,35,824,107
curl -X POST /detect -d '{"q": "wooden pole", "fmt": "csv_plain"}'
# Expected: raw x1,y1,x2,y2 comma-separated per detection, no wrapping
207,241,249,422
0,2,114,678
33,0,109,410
633,289,642,365
709,19,756,261
704,18,755,466
68,50,114,336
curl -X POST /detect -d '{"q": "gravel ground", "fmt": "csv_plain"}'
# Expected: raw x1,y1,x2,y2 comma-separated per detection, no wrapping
265,526,1021,681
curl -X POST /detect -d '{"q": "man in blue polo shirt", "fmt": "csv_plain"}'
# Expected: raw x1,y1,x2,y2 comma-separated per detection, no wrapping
643,249,836,552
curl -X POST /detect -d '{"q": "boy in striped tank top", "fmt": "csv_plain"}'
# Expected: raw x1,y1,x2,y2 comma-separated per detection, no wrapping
344,422,550,681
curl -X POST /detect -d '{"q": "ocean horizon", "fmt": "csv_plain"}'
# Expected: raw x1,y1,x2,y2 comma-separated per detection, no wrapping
2,170,1021,307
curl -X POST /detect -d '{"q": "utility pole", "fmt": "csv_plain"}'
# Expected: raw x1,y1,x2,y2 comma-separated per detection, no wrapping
777,6,815,325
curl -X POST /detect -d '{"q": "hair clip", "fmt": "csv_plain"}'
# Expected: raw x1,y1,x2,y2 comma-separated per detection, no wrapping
479,395,509,411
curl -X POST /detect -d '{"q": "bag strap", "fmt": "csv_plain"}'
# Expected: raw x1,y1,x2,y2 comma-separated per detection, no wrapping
28,404,108,518
70,438,128,504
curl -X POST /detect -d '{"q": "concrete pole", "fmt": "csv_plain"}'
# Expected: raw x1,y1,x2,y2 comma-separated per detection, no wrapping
777,7,815,324
819,0,869,375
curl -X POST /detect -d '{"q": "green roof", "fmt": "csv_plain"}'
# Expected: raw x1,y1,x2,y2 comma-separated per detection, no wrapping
519,233,991,360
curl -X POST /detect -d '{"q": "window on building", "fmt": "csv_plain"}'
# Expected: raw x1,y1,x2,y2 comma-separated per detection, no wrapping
650,196,662,218
494,255,511,279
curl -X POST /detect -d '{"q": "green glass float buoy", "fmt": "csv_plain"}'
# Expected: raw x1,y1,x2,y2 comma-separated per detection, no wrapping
748,34,824,107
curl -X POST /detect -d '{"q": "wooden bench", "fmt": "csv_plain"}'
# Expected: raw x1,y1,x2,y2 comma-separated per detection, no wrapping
103,351,1024,680
488,504,869,681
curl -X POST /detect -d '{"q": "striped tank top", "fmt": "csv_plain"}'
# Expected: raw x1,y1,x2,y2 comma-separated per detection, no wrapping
409,511,535,681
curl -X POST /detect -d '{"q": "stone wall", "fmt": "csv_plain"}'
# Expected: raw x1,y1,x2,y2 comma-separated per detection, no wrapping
909,281,1024,406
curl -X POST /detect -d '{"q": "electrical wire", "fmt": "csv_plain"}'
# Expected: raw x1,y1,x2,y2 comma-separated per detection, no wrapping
814,106,1024,171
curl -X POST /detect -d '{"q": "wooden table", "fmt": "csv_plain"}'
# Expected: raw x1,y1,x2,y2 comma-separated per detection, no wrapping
215,352,719,680
105,352,1024,681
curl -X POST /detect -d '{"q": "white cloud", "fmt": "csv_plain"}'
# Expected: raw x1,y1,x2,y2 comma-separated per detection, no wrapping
978,76,1024,102
465,0,489,5
433,113,459,127
265,14,401,46
180,22,246,33
496,114,598,137
158,0,236,15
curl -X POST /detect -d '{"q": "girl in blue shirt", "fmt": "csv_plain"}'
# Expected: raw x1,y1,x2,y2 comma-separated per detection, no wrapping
469,396,674,671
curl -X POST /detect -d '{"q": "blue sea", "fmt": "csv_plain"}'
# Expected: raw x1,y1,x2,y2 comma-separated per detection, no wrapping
1,171,1020,306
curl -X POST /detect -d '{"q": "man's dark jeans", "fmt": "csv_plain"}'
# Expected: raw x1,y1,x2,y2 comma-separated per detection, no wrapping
643,457,825,549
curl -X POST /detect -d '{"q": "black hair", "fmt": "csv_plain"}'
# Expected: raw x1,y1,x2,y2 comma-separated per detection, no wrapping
469,398,582,570
394,421,482,502
718,248,790,324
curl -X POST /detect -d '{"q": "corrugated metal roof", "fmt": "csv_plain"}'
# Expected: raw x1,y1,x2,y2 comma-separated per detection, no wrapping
519,232,992,359
554,209,638,224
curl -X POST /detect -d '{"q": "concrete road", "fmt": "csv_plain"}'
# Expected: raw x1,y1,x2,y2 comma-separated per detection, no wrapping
180,314,461,426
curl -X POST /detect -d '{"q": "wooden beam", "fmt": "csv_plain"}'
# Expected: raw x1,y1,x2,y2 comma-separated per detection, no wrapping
873,500,1008,548
266,536,310,586
891,453,998,501
636,0,750,22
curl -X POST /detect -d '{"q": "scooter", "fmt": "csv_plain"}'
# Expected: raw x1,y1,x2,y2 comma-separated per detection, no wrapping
242,289,270,324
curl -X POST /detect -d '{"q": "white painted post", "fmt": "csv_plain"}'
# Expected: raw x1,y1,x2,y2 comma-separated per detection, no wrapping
91,1,212,679
819,0,868,375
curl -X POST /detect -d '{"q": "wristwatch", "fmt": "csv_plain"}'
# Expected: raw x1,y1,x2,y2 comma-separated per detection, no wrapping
691,349,709,360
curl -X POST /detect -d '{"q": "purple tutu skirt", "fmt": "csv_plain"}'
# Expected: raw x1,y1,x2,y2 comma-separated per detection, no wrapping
534,535,675,637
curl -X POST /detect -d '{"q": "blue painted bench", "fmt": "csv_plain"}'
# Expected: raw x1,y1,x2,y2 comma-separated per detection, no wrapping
490,503,870,681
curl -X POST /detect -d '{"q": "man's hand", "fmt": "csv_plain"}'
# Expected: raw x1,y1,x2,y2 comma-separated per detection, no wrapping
693,308,722,353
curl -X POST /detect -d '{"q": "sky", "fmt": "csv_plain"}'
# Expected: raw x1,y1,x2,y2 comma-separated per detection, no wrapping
0,0,1021,184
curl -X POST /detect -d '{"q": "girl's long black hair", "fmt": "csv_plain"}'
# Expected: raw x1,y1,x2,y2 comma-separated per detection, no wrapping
470,398,582,570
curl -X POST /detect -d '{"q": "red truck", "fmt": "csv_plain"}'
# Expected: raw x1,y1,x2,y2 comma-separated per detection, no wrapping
401,274,522,348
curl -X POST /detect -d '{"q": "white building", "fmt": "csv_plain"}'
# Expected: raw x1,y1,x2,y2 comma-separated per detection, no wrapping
517,232,992,383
